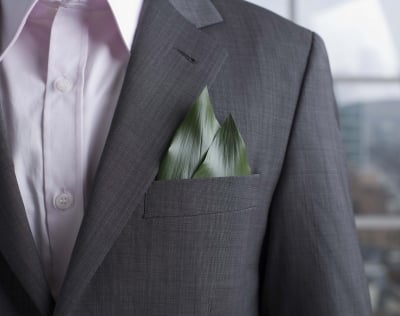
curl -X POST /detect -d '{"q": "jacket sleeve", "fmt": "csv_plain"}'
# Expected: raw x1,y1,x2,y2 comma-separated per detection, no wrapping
259,32,373,316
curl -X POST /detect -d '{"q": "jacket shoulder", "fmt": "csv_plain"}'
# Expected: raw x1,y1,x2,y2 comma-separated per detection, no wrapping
212,0,313,48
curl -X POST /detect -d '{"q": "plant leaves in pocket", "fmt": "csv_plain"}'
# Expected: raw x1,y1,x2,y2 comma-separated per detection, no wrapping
157,86,220,180
157,86,251,180
192,114,251,178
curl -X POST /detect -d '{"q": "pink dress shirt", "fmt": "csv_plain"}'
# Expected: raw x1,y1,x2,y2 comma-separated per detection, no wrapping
0,0,143,298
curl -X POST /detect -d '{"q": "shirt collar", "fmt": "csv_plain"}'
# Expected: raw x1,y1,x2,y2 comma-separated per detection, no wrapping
0,0,144,62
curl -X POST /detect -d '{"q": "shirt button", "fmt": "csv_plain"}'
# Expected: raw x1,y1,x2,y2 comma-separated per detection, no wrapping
54,191,74,210
54,77,73,93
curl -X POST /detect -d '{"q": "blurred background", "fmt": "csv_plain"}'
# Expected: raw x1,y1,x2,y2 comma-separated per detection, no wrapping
245,0,400,315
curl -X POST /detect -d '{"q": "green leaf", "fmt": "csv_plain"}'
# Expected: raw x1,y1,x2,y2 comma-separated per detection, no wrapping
157,86,221,180
192,114,251,178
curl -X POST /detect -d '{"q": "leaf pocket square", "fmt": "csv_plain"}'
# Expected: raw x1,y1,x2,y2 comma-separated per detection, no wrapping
157,86,251,180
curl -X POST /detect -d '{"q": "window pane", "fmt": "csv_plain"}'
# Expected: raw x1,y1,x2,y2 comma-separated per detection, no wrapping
358,229,400,315
244,0,290,18
336,83,400,215
296,0,400,78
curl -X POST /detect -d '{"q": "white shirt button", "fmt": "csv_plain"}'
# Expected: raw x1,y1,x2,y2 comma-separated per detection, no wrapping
54,77,73,93
54,191,74,210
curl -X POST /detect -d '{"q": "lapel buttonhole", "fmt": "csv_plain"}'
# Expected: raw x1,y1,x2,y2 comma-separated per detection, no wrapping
174,47,197,64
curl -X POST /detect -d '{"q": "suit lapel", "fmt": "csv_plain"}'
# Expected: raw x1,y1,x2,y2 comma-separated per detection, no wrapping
54,0,227,315
0,117,54,314
0,1,54,315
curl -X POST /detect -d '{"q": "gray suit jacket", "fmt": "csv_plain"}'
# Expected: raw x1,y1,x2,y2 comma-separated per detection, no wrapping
0,0,372,315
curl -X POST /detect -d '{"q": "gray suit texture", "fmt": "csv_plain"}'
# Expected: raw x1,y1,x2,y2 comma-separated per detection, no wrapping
0,0,372,315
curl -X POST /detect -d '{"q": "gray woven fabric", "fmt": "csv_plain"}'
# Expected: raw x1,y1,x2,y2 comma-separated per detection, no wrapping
0,0,372,315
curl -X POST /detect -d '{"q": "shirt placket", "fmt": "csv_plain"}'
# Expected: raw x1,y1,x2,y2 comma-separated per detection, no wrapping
43,5,88,298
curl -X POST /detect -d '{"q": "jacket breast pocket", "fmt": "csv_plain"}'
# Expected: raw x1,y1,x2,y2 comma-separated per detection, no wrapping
143,174,261,218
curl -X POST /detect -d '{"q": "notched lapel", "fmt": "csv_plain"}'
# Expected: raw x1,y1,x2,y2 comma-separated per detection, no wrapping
169,0,223,28
54,1,227,315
